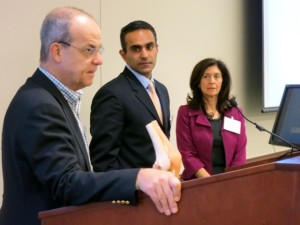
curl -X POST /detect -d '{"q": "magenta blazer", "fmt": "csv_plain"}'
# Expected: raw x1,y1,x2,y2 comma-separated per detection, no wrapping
176,105,247,180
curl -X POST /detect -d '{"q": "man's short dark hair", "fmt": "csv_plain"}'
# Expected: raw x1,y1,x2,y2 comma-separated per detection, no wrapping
120,20,157,52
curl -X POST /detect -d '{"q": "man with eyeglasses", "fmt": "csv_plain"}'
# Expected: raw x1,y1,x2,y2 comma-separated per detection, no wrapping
90,20,172,173
0,8,181,225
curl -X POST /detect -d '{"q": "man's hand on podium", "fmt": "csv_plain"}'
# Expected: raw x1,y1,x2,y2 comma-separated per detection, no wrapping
136,168,181,216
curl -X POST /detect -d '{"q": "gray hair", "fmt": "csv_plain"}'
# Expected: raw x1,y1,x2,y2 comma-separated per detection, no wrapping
39,7,94,62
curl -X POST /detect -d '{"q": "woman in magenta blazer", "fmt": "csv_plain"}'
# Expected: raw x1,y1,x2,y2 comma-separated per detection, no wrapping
176,58,247,180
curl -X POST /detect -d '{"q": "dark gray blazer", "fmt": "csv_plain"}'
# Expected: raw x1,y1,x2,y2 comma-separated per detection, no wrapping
90,67,171,172
0,69,139,225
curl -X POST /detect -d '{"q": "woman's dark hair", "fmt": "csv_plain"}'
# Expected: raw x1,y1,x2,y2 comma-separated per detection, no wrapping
187,58,233,114
120,20,157,52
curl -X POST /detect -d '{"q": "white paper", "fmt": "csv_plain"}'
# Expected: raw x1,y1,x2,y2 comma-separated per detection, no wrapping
146,121,170,171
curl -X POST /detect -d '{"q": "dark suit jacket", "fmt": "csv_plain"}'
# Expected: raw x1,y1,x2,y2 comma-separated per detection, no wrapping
90,67,171,172
0,69,139,225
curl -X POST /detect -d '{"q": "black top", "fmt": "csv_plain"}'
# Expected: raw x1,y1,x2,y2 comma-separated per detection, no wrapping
208,117,226,174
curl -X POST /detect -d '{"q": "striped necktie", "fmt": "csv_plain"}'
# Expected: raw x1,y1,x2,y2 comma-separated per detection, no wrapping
148,81,163,123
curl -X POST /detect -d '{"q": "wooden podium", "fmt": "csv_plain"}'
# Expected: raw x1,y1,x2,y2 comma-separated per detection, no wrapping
39,153,300,225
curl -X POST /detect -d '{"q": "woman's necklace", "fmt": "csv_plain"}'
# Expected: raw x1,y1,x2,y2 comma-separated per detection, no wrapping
207,110,221,120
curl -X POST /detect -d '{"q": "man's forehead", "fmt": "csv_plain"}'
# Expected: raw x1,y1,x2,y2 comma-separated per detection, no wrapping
129,41,155,47
126,29,154,39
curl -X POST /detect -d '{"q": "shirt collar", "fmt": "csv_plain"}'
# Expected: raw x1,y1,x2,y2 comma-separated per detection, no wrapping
126,65,155,89
38,66,82,104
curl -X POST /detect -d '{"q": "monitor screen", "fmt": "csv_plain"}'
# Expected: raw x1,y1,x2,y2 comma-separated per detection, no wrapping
262,0,300,112
269,84,300,147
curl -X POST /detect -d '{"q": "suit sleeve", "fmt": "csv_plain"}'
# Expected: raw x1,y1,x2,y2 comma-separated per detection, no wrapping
20,98,139,206
230,107,247,166
90,87,125,172
176,106,206,179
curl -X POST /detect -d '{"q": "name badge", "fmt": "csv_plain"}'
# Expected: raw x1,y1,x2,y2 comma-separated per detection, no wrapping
224,116,241,134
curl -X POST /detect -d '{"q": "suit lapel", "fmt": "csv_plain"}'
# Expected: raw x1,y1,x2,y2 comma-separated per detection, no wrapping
30,69,92,171
155,82,168,127
122,68,162,124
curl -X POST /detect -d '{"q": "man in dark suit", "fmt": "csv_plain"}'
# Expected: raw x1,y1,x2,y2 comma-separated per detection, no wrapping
0,8,180,225
90,20,171,172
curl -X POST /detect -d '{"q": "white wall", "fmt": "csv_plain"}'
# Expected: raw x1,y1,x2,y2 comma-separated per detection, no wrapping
0,0,287,205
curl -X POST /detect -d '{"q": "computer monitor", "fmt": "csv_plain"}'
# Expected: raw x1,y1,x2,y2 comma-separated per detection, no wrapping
269,84,300,148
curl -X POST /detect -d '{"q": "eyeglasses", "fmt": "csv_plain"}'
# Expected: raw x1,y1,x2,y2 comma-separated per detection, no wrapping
58,41,104,57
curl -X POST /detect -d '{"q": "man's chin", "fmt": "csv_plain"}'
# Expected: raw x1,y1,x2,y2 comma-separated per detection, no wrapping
138,69,153,77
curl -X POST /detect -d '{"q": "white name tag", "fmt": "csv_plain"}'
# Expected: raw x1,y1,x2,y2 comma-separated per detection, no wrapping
224,116,241,134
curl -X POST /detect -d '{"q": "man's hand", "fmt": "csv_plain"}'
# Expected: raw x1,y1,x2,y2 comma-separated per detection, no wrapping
136,168,181,216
